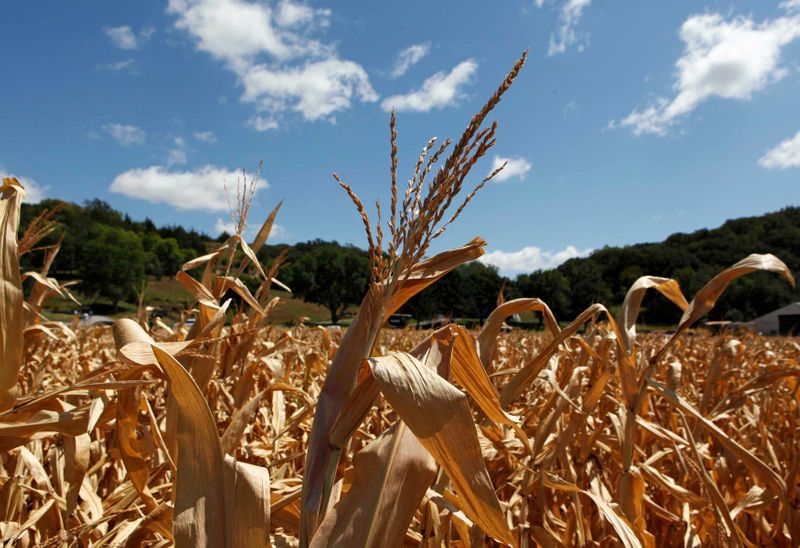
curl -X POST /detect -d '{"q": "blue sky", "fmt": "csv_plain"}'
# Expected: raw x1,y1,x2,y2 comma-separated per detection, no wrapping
2,0,799,275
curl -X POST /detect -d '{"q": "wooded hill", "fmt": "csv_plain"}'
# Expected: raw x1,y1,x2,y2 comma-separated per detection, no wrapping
250,206,800,325
21,199,800,325
21,199,207,308
514,206,800,325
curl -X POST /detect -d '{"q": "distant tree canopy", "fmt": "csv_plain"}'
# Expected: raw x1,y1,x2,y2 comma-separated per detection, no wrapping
19,199,800,323
281,240,370,323
20,199,205,307
277,243,505,324
403,262,504,323
79,225,146,309
505,207,800,324
514,269,571,319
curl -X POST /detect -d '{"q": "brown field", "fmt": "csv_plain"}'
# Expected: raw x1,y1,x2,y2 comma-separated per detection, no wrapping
3,52,800,547
3,322,800,546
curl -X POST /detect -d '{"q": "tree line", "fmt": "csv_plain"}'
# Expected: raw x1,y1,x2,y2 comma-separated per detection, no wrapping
21,199,204,308
519,206,800,325
21,199,800,324
274,207,800,325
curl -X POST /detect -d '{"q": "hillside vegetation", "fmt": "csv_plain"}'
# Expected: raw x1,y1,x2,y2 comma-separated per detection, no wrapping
513,207,800,324
21,199,800,323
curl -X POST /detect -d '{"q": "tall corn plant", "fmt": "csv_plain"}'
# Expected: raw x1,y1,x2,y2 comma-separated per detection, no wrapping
1,179,78,411
111,170,287,547
0,179,25,411
299,52,528,545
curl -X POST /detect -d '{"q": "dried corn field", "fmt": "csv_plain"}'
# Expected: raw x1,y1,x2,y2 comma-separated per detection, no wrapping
3,53,800,547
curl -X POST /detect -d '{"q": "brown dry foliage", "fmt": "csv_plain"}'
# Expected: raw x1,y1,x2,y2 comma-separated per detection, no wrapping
2,53,800,547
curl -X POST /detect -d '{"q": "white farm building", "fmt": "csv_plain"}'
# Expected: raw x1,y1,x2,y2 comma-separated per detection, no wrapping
751,303,800,336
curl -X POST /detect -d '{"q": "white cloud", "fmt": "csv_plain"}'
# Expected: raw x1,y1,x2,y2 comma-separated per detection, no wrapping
104,25,153,50
110,165,263,211
104,26,137,49
140,27,155,42
193,130,217,143
241,59,377,122
274,0,328,28
547,0,592,56
0,169,48,204
167,137,188,166
390,43,430,78
167,0,373,126
104,123,146,146
490,155,532,182
96,59,136,73
781,0,800,12
759,130,800,169
270,222,288,239
215,217,237,235
381,59,477,113
248,115,280,132
480,245,593,275
615,13,800,136
168,0,302,63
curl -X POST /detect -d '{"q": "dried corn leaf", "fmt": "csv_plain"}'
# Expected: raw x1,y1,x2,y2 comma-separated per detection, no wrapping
450,325,530,449
478,298,560,367
214,276,265,315
656,254,795,360
387,237,486,317
618,276,688,355
0,178,25,411
7,498,55,544
150,344,227,547
236,200,283,278
648,378,786,498
64,432,90,515
150,345,271,547
176,270,217,306
116,386,159,511
0,406,92,452
221,390,268,455
114,318,191,366
311,422,436,548
543,472,641,548
369,352,515,546
500,304,605,407
223,456,270,548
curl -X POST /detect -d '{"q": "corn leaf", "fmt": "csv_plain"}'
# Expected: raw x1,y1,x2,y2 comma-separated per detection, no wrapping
0,178,25,411
310,422,436,547
369,351,516,546
618,277,688,355
478,298,560,367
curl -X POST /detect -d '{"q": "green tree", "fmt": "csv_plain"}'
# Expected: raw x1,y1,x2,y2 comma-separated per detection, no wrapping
402,262,504,323
284,241,370,323
79,225,146,309
403,266,466,322
457,262,503,321
516,269,571,320
83,198,123,226
560,259,612,317
141,233,187,278
153,237,186,277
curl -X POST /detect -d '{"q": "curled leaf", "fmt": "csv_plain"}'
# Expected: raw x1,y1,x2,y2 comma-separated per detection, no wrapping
369,352,516,546
0,178,24,411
